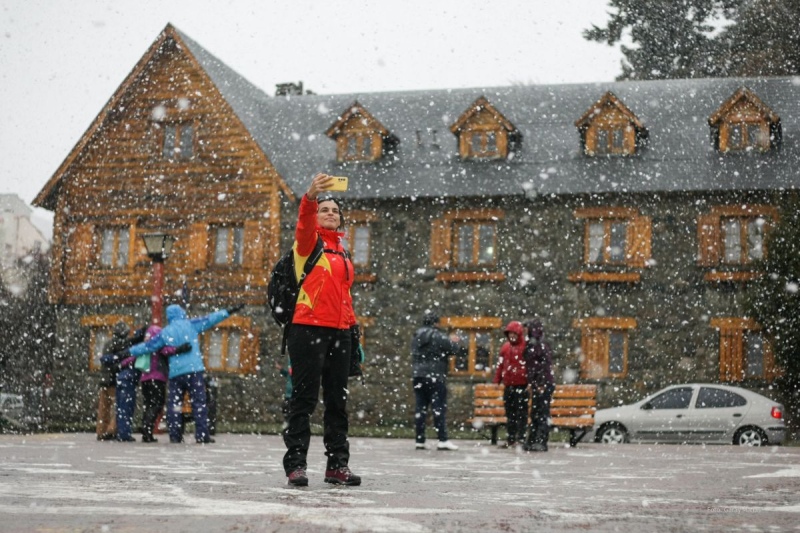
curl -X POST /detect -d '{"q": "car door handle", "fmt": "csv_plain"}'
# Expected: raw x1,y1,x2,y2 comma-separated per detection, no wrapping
732,413,742,417
676,414,683,418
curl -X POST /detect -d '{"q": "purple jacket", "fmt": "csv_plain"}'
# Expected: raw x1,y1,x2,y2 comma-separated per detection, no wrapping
139,325,176,383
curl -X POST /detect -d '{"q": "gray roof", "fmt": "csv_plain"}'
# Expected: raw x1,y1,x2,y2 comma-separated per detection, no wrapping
178,28,800,201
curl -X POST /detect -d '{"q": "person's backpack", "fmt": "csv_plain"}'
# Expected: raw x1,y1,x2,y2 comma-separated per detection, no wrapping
267,237,324,330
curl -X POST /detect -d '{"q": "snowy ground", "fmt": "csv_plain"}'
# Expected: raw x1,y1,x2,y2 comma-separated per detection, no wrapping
1,433,799,532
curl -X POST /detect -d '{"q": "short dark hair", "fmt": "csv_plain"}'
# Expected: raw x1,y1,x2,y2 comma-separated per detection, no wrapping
317,195,345,229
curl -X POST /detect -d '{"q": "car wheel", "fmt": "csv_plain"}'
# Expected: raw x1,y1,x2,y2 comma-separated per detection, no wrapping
597,423,628,444
734,426,768,446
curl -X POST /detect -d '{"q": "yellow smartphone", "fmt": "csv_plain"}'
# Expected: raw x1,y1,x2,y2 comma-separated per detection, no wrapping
326,176,349,191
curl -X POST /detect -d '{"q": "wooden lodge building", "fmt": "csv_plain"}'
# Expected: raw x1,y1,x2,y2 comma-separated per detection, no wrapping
34,24,800,430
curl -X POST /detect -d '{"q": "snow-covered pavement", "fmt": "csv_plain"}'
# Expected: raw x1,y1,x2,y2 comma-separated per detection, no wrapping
1,433,798,532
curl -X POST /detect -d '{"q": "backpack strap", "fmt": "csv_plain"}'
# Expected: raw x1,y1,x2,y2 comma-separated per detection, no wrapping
282,237,324,354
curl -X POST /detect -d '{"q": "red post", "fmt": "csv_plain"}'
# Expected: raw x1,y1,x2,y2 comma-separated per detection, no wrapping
151,259,164,326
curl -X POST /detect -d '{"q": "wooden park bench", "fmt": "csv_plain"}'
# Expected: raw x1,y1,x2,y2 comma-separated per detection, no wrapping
469,383,597,447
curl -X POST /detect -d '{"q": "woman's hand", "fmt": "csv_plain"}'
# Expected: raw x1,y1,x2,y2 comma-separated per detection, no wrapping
306,173,334,201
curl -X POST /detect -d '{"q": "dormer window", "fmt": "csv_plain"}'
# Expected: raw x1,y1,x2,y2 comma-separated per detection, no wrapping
575,92,647,157
162,122,194,160
326,102,398,163
708,87,781,153
450,96,520,161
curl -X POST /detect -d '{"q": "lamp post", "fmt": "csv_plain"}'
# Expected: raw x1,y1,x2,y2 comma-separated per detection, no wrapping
141,233,175,326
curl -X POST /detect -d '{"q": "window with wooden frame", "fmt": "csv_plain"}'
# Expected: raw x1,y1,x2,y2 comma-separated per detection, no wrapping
161,121,195,160
575,92,647,157
202,316,259,374
342,210,377,283
97,226,133,269
210,225,244,267
709,87,781,153
440,316,502,377
450,96,520,161
325,102,397,163
710,317,779,382
430,208,505,283
697,205,776,282
81,315,133,371
568,207,651,283
573,317,636,379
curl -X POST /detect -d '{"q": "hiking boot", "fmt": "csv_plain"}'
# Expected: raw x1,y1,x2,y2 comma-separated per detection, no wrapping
524,443,548,452
324,466,362,486
436,440,459,451
415,442,426,450
141,436,158,443
287,468,309,487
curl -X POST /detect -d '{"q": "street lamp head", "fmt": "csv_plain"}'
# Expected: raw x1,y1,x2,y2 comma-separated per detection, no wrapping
141,233,175,262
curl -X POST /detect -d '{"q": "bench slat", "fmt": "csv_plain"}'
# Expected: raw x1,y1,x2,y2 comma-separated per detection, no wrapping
551,399,597,408
474,407,506,416
551,416,594,428
550,407,596,416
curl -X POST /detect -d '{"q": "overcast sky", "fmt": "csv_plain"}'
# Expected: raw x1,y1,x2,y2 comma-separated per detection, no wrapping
0,1,622,234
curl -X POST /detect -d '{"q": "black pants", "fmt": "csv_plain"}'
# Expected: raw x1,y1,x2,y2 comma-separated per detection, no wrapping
526,383,555,447
283,324,351,474
141,380,166,441
503,385,529,445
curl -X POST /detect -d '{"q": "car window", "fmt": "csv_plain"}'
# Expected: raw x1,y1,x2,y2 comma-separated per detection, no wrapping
696,387,747,409
646,387,693,410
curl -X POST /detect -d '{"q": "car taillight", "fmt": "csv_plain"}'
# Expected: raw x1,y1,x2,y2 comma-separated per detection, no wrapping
771,406,783,420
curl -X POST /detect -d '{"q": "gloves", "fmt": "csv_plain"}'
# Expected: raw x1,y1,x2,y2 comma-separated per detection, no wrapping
176,342,192,354
100,353,119,368
227,304,245,315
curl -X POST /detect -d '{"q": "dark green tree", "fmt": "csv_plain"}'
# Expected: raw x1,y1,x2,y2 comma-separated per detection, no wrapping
584,0,742,80
711,0,800,77
746,199,800,438
0,252,56,431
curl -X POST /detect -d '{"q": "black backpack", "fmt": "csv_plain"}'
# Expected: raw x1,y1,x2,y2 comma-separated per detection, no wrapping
267,237,324,329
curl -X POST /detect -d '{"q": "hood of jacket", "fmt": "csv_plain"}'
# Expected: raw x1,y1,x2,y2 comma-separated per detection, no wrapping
166,304,188,323
503,321,525,344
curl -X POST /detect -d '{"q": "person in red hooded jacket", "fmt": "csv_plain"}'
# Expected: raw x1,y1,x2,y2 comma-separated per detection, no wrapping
493,321,529,448
283,173,360,488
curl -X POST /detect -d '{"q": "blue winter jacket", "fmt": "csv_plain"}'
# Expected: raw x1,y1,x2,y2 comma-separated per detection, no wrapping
128,305,230,379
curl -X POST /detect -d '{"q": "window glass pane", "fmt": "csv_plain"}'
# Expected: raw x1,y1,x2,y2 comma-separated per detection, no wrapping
486,132,497,153
361,135,372,158
608,331,625,374
609,222,627,262
457,225,473,266
207,331,223,370
346,136,356,156
696,387,747,408
180,123,193,158
648,387,693,409
596,129,609,154
478,224,494,264
745,332,764,378
163,124,176,158
214,228,229,264
471,133,482,154
116,229,129,268
227,331,241,370
722,219,742,263
588,222,604,263
232,227,244,265
353,225,370,266
729,124,743,148
748,218,765,261
100,229,115,266
611,128,624,149
452,329,469,371
474,332,491,372
93,330,111,368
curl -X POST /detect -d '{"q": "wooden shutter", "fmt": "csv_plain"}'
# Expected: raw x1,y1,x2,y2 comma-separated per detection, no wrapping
242,220,265,270
66,223,95,275
239,327,260,374
429,217,452,269
764,339,781,381
697,214,720,266
718,328,743,382
626,215,651,268
188,222,208,271
580,329,608,380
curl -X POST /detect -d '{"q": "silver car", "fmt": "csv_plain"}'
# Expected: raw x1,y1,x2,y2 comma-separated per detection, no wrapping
0,393,24,422
588,383,785,446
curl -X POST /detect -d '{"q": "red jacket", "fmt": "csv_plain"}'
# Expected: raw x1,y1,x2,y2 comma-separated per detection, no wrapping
291,195,356,330
492,321,527,386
